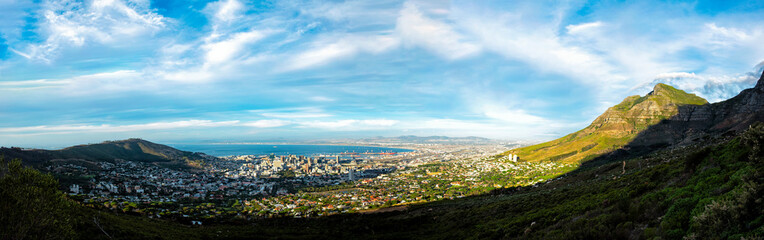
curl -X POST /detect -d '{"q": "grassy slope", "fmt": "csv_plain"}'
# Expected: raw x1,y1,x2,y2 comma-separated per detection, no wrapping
506,84,708,164
0,138,208,171
4,124,761,240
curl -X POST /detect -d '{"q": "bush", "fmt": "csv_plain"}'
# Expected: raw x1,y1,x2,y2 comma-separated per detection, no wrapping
0,157,75,239
741,122,764,162
690,179,764,239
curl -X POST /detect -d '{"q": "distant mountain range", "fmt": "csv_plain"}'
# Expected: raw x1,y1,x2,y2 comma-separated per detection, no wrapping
358,135,498,143
0,138,215,171
3,71,762,239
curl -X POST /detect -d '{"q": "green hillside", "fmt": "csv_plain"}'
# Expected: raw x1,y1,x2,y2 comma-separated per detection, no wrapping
0,138,213,171
2,123,762,239
505,83,708,163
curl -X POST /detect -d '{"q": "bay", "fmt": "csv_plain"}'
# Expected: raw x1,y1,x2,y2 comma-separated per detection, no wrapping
170,144,414,157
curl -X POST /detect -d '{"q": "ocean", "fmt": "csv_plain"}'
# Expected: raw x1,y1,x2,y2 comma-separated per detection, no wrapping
169,144,414,157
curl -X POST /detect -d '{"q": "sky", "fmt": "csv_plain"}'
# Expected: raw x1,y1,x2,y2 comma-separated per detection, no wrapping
1,0,764,148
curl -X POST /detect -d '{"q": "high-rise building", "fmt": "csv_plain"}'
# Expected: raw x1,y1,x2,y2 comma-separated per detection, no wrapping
348,168,356,181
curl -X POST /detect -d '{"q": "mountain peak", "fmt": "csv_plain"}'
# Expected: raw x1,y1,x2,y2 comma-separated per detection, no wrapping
648,83,671,95
642,83,708,106
3,138,213,171
648,83,687,97
756,70,764,91
505,83,707,163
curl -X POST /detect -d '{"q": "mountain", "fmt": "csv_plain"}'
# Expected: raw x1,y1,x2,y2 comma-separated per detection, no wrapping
360,135,497,143
627,71,764,147
3,72,763,239
0,138,215,170
505,83,708,163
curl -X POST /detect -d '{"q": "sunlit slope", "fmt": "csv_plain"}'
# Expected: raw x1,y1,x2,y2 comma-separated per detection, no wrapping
506,83,708,163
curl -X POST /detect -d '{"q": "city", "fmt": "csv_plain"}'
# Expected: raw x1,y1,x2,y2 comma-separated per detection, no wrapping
49,140,576,224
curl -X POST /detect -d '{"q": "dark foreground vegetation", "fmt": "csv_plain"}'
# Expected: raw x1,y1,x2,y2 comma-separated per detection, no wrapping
2,123,763,239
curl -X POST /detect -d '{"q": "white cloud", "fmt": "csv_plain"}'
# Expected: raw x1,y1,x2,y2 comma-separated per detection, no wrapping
479,104,549,125
260,112,333,118
242,119,291,128
152,0,279,83
415,119,496,130
0,78,70,90
19,0,165,62
300,120,359,129
0,70,153,94
566,21,603,34
282,34,400,71
359,119,399,126
293,1,398,26
461,15,623,85
249,107,333,119
309,96,335,102
704,23,751,46
0,120,240,134
298,119,398,129
156,28,275,83
637,70,761,103
159,69,214,83
284,42,356,71
203,30,267,66
208,0,245,23
395,2,480,60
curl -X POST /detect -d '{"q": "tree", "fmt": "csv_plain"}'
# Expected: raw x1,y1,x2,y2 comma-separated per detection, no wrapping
0,157,75,239
741,122,764,162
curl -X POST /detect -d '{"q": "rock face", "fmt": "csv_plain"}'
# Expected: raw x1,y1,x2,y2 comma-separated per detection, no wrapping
628,70,764,147
587,83,708,136
507,83,708,163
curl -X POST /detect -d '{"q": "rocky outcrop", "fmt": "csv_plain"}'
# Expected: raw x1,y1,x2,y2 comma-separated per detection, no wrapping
507,82,707,163
628,70,764,147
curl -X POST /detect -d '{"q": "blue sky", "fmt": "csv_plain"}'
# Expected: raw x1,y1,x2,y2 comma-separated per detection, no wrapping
1,0,764,148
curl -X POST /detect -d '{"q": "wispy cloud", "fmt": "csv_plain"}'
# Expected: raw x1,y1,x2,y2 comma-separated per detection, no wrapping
0,120,239,134
0,70,151,94
252,107,334,119
206,0,245,23
638,70,761,103
2,0,764,146
298,119,399,129
566,21,603,34
241,119,291,128
395,2,480,60
16,0,165,62
261,112,333,118
281,34,399,71
203,30,267,66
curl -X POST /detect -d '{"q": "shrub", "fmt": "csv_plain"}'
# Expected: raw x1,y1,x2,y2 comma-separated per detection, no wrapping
0,157,75,239
741,122,764,162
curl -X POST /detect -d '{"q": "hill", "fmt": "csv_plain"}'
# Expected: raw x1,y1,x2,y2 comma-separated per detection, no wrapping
2,123,762,239
627,71,764,148
0,138,215,171
505,83,708,163
2,71,762,239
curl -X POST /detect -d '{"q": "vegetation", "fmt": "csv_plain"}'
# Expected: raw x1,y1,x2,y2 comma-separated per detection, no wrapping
0,138,210,170
505,83,708,164
0,157,75,239
1,123,762,239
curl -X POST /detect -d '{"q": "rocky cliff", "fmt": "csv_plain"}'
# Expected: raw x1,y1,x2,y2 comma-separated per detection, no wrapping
505,83,708,163
628,70,764,147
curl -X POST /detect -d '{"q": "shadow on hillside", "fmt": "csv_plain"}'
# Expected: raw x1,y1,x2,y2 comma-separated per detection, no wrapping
240,103,739,238
486,101,752,197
